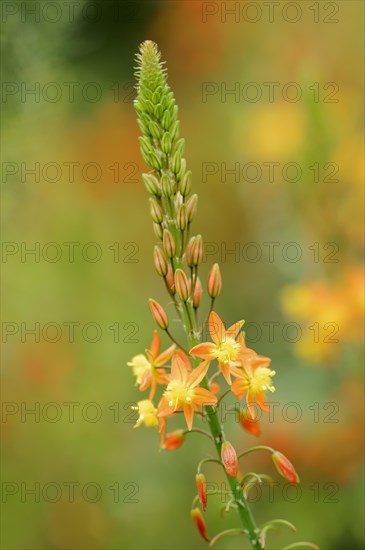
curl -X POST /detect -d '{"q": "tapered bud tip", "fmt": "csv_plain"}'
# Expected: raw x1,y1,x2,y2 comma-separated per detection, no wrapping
153,246,168,277
186,236,196,267
149,197,164,224
142,173,161,196
191,508,210,542
180,170,192,197
192,234,203,265
207,263,222,298
195,473,207,512
174,269,190,302
221,441,238,478
272,451,300,484
176,204,188,230
163,429,185,450
148,299,169,330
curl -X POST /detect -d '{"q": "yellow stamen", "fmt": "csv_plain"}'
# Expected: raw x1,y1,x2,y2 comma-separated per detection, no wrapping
249,367,276,395
216,337,240,363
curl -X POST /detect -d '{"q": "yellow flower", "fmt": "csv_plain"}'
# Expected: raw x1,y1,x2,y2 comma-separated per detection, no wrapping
132,399,158,428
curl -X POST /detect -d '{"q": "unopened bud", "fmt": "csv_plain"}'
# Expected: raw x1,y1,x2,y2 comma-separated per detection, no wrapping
148,151,162,171
149,120,161,140
186,194,198,223
165,264,175,295
174,138,185,157
148,299,168,330
186,237,196,267
149,197,164,224
170,120,180,141
193,277,202,309
164,429,185,450
161,132,172,155
191,235,203,266
161,173,173,198
171,150,182,175
142,173,161,196
180,170,192,197
153,246,168,277
162,229,176,258
272,451,300,484
176,204,188,230
161,110,171,130
153,222,163,240
195,473,207,511
138,136,153,157
176,158,186,183
174,269,190,302
191,508,209,542
221,441,238,478
207,263,222,298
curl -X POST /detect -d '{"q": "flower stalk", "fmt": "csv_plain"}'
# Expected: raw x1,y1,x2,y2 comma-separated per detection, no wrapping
130,40,315,550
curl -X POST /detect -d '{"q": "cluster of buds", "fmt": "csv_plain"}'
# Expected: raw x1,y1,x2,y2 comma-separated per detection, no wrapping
129,41,315,550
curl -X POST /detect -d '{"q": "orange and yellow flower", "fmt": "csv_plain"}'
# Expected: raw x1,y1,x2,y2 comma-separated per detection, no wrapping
127,330,175,399
190,311,246,384
231,354,276,418
157,353,217,430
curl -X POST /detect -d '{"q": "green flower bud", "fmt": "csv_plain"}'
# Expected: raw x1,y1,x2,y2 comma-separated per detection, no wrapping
142,173,161,196
161,173,173,198
180,170,192,197
161,110,171,130
149,121,161,140
161,132,172,155
172,150,182,175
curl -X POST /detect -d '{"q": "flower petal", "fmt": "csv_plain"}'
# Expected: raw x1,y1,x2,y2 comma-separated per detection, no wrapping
255,392,270,412
226,320,244,339
193,387,218,406
208,311,225,344
190,342,217,360
184,403,194,431
174,350,192,371
171,353,188,383
188,360,210,388
157,396,175,417
231,378,247,400
154,343,176,366
219,361,232,385
139,370,152,392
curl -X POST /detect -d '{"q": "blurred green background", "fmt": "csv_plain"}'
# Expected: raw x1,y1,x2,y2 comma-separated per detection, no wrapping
1,1,364,549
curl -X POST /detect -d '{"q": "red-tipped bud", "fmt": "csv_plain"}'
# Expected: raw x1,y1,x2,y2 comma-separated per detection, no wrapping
272,451,300,484
186,194,198,223
191,235,203,265
174,269,190,302
191,508,209,542
148,299,169,330
176,204,188,230
149,197,164,224
192,277,202,309
207,263,222,298
239,410,261,437
162,229,176,258
221,441,238,478
153,246,168,277
164,429,185,450
195,473,207,511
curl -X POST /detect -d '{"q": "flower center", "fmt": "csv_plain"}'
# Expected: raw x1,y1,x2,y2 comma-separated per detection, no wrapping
249,367,276,395
164,381,194,409
127,354,152,384
217,337,240,363
133,399,158,427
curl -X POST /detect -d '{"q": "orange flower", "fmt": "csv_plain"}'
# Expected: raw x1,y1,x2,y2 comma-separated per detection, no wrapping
221,441,238,478
128,330,175,399
231,354,275,418
272,451,300,484
157,353,216,430
191,508,209,542
163,429,186,451
190,311,245,384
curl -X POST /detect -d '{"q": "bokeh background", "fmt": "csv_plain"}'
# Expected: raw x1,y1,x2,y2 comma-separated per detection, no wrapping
1,1,364,549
